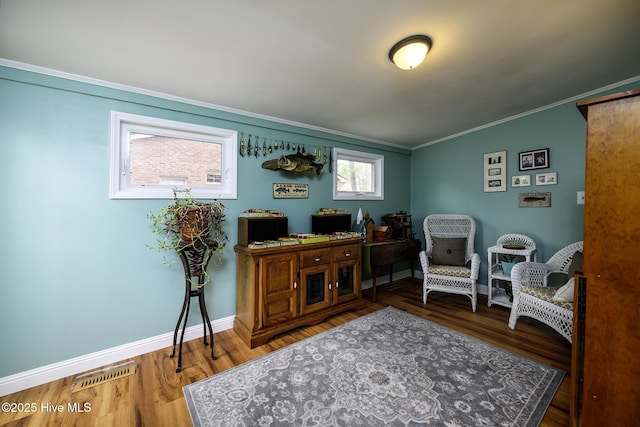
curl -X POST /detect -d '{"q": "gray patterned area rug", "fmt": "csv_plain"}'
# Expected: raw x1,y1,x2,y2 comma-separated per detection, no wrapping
184,307,564,426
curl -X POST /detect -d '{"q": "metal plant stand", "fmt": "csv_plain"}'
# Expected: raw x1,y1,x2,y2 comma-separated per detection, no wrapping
171,242,217,372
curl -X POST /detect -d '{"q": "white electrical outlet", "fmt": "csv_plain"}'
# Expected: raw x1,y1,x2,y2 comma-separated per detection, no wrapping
577,191,585,205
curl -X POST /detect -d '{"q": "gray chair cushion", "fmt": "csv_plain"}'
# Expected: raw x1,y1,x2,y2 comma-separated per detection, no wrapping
431,237,466,266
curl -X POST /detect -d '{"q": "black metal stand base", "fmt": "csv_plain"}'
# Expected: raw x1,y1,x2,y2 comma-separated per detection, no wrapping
170,243,218,373
170,287,217,372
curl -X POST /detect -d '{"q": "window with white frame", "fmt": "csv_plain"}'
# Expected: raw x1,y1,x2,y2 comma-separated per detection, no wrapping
110,112,237,199
333,147,384,200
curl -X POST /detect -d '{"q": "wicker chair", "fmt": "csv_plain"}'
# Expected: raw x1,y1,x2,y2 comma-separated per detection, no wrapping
419,214,481,311
508,241,583,342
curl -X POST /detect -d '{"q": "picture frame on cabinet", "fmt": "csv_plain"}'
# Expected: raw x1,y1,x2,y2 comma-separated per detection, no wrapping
535,172,557,185
483,150,506,192
519,148,549,171
511,174,531,187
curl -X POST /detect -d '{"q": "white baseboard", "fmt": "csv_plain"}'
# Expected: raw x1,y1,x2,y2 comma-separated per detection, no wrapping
478,283,488,296
361,268,416,289
1,275,490,397
0,315,235,397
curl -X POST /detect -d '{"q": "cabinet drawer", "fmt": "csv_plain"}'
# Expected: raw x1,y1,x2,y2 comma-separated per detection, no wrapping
332,244,360,262
300,248,331,268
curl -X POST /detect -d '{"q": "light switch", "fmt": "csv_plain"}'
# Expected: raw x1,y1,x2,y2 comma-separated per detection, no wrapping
577,191,585,205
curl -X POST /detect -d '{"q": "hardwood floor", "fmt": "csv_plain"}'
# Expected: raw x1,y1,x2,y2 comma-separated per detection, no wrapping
0,278,571,426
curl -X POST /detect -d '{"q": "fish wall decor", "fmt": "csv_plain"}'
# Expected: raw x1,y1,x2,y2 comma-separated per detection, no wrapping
518,191,551,208
262,153,324,175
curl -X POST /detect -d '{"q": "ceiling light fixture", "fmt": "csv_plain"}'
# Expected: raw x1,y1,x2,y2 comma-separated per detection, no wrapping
388,35,432,70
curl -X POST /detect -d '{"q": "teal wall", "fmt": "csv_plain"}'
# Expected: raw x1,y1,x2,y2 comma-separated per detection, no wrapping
0,66,411,377
1,64,637,379
410,81,640,283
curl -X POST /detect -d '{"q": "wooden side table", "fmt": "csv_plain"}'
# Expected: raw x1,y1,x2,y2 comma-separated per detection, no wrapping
171,242,218,372
363,239,421,301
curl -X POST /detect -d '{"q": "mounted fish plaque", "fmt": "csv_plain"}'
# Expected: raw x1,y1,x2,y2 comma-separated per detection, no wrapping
273,183,309,199
262,153,324,175
518,191,551,208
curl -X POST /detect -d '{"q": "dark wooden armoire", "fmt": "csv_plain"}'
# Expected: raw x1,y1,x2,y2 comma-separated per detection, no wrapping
571,89,640,426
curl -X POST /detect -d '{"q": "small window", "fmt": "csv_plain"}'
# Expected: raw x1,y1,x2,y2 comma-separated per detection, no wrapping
333,148,384,200
206,173,222,184
110,112,237,199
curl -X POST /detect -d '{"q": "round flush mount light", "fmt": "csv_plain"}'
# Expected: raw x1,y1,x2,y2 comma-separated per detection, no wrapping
388,35,432,70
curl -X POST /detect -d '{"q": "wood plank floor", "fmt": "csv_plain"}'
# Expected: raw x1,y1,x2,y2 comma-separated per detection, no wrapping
0,278,571,426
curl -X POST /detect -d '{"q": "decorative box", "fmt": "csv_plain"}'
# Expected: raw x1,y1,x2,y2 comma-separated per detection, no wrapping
311,214,352,235
238,217,288,246
372,225,393,241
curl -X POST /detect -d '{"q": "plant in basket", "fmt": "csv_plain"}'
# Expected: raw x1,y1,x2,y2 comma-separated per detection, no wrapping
147,189,228,284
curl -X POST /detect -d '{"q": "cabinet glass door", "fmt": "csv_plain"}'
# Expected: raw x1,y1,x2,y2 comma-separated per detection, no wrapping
334,260,359,303
306,272,326,305
336,265,354,296
300,265,331,314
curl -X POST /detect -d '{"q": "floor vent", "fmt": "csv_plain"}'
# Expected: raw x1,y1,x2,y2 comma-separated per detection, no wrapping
71,361,137,392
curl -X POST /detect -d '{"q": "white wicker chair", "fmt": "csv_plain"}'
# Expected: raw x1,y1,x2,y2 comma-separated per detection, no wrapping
419,214,481,311
508,241,583,342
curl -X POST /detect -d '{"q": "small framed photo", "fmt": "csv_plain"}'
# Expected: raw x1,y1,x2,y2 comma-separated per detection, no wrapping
483,150,506,192
519,148,549,171
536,172,557,185
511,174,531,187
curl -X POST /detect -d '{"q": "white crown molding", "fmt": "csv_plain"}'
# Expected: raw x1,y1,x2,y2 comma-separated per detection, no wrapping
2,59,639,152
414,74,640,150
0,58,406,151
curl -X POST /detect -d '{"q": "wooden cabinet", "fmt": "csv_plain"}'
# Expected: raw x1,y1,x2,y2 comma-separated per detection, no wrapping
260,252,298,327
571,89,640,426
234,238,364,348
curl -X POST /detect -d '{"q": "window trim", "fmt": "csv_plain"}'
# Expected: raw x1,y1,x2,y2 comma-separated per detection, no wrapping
332,147,384,200
110,111,237,199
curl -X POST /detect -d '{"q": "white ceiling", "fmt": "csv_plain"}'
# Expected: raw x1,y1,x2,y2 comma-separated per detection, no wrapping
1,0,640,149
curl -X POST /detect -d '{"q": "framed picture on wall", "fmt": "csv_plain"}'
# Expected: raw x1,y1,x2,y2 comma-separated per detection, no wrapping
519,148,549,171
512,174,531,187
536,172,557,185
483,150,506,192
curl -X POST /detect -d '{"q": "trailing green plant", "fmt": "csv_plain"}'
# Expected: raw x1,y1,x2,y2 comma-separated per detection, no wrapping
147,189,228,286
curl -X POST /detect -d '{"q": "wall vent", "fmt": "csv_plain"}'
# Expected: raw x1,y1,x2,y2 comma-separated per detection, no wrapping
71,361,137,392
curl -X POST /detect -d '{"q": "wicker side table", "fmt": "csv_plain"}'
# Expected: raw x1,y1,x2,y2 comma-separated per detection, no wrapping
487,234,537,308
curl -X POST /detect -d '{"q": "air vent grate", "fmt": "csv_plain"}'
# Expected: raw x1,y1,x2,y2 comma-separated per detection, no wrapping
71,361,137,392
